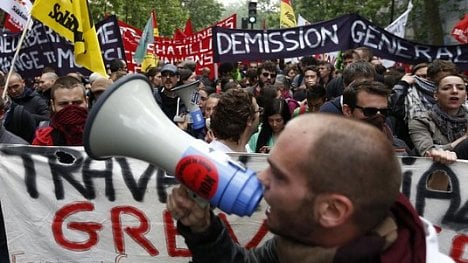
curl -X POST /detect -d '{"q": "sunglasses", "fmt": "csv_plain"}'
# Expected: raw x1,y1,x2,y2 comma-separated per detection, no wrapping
262,72,276,79
354,105,389,117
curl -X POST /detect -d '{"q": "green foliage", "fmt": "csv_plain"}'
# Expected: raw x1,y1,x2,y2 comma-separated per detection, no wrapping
88,0,223,37
294,0,399,28
293,0,454,44
182,0,225,31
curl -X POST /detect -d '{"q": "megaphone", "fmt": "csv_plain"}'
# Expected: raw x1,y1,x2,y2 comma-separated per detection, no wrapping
173,80,205,130
84,74,262,216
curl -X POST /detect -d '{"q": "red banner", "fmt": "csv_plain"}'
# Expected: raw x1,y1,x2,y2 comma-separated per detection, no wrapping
118,14,236,76
3,14,23,33
155,14,236,79
118,20,145,72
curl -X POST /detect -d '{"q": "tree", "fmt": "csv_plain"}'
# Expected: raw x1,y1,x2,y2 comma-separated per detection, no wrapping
153,0,189,36
293,0,463,45
182,0,225,32
294,0,395,27
88,0,224,37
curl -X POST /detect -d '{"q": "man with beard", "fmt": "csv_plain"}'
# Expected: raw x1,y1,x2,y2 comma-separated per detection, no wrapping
167,114,452,263
246,61,277,102
32,76,88,146
158,63,183,121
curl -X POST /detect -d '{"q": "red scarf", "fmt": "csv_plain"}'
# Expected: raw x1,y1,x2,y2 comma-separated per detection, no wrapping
51,105,88,146
334,194,426,263
276,194,427,263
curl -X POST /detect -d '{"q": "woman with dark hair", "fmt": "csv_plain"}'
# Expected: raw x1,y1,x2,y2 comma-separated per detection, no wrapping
409,73,467,190
409,73,467,160
178,68,196,84
248,98,291,153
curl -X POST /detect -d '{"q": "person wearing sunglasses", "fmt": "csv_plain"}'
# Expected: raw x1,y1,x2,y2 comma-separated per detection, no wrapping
246,61,277,100
157,63,182,122
343,80,411,155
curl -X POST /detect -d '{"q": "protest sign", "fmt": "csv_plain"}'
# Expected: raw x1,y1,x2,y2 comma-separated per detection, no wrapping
0,16,124,79
0,146,467,262
0,146,269,262
155,14,236,78
117,19,145,73
213,14,468,69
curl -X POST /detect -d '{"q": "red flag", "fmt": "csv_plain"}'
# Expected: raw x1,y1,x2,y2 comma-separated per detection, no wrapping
184,18,193,36
451,14,468,44
173,28,186,40
3,14,23,33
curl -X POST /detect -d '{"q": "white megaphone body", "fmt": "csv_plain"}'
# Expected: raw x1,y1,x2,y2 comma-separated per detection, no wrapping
84,74,262,216
173,80,205,130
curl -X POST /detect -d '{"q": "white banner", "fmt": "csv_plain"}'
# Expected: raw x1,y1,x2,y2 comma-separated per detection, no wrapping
382,0,413,68
0,0,32,29
385,0,413,38
0,146,467,262
0,146,270,263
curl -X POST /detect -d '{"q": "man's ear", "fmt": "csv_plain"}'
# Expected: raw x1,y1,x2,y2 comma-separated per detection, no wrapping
315,194,354,228
342,104,352,117
50,100,55,112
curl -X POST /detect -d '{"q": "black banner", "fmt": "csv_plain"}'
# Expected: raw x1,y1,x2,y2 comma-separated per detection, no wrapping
213,14,468,69
0,16,124,79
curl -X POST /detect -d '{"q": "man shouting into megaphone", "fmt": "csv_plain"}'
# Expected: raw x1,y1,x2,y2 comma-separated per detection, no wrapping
167,114,453,263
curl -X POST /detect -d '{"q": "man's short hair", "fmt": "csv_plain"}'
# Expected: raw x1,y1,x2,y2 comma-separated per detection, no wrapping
303,66,320,77
51,76,86,100
427,59,459,83
210,88,255,142
298,114,401,233
342,61,376,87
306,84,326,101
343,80,390,109
109,59,126,73
299,56,318,67
42,72,59,82
257,61,277,75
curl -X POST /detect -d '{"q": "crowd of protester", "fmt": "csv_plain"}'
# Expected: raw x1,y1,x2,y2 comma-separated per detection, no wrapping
0,49,466,160
0,48,466,262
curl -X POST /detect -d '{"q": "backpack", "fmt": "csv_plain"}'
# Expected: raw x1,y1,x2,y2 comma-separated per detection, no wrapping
285,97,300,115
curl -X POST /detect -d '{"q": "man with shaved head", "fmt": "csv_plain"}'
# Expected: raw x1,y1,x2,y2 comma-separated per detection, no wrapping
7,72,50,125
167,114,453,263
37,71,58,103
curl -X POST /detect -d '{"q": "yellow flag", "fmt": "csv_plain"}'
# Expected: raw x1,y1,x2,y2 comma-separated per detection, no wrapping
31,0,107,76
280,0,297,28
